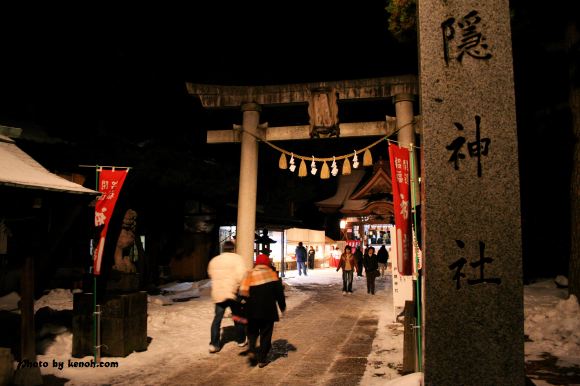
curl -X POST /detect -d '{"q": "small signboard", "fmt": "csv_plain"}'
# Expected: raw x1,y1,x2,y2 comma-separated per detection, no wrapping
390,227,414,321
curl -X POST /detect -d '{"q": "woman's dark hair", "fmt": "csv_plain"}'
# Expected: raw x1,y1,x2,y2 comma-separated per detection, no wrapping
223,241,236,252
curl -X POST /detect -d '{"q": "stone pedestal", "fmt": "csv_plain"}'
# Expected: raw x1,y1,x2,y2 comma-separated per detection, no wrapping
72,291,147,358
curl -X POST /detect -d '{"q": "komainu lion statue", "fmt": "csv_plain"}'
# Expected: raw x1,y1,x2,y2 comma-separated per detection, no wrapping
113,209,138,273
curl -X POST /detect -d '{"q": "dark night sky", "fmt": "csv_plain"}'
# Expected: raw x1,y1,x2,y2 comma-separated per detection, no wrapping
0,2,415,135
0,2,575,277
0,1,416,230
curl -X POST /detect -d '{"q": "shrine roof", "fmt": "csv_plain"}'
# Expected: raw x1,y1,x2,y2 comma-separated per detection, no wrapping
315,170,366,213
0,134,98,195
349,159,392,200
315,159,393,216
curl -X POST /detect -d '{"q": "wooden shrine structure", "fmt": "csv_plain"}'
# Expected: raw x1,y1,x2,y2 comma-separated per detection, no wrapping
316,159,394,243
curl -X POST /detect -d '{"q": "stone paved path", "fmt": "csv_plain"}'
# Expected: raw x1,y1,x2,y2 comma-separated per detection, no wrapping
163,276,391,386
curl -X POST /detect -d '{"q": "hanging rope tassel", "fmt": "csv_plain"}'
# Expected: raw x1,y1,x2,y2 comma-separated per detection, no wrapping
342,157,351,175
363,148,373,166
278,153,287,169
320,161,330,179
298,159,307,177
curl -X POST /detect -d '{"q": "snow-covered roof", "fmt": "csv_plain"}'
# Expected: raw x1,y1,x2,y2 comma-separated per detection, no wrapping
0,134,98,195
315,170,366,211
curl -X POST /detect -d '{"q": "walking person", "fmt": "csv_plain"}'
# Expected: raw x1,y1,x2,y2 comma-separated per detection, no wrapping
295,241,308,276
239,254,286,368
307,246,316,270
377,244,389,278
336,245,357,294
207,240,248,353
363,246,379,294
354,245,364,279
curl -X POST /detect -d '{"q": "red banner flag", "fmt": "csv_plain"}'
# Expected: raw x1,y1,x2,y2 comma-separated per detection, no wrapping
388,143,413,275
93,169,128,275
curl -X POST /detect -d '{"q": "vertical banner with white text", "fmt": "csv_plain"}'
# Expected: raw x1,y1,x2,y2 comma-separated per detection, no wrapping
93,169,128,275
388,143,413,275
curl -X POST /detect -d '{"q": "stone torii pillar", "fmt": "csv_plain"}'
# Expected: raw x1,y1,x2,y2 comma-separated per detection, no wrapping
393,93,420,204
236,103,263,269
394,93,416,147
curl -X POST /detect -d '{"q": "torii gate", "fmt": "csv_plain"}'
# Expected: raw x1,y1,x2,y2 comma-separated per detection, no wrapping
187,75,419,269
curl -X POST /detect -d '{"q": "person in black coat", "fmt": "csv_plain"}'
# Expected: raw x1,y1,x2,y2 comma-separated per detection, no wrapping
239,254,286,368
363,246,379,294
354,245,364,277
377,244,389,278
295,242,308,276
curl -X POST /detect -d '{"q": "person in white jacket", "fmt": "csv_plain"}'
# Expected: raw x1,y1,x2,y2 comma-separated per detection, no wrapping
207,240,248,353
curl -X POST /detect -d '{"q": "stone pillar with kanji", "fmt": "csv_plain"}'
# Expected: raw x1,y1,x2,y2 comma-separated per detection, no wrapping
418,0,524,384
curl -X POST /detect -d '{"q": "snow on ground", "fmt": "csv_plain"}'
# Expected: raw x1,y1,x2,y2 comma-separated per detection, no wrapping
524,279,580,368
32,270,310,386
2,270,579,385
